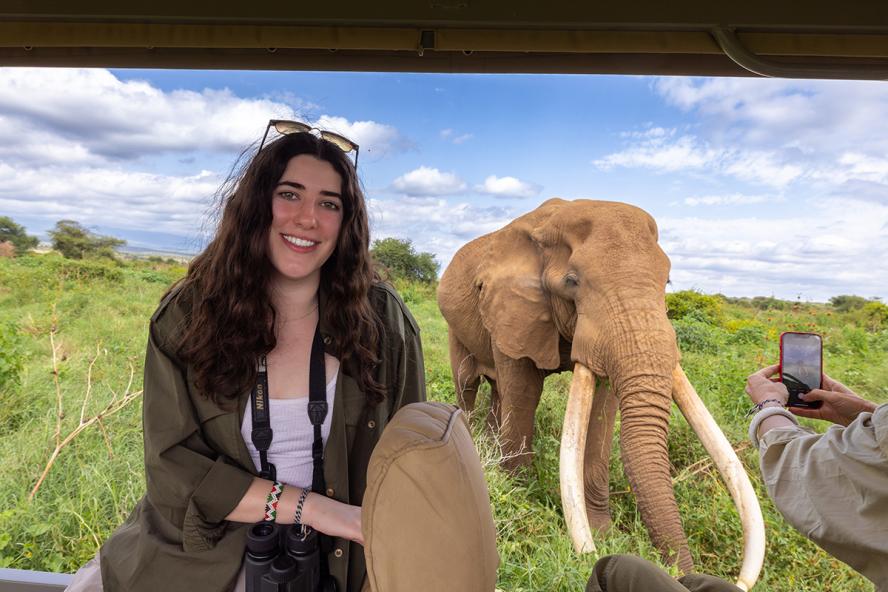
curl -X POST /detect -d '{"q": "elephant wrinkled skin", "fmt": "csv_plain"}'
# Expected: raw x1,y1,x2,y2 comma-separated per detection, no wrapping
437,199,763,585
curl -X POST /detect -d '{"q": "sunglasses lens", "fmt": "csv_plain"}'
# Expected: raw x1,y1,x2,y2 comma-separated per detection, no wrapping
273,121,311,135
321,132,357,154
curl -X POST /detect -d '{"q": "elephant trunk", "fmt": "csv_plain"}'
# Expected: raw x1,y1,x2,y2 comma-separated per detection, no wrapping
614,363,693,571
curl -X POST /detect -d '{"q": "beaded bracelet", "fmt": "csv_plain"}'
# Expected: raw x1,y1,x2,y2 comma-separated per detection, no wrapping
263,481,284,522
294,486,311,534
744,398,785,418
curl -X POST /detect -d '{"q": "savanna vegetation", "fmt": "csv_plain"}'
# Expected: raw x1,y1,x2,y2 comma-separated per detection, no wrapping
0,253,885,591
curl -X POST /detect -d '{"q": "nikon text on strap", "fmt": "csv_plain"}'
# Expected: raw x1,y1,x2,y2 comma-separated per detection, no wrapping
250,321,329,488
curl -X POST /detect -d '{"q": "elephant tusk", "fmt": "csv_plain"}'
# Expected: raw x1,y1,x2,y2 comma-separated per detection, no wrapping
672,364,765,591
560,363,596,554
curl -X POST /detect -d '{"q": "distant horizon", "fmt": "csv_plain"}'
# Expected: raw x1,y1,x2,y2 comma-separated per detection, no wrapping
18,233,883,305
2,67,886,302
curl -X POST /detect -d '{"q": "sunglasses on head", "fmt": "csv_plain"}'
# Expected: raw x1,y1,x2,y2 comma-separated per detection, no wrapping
259,119,360,170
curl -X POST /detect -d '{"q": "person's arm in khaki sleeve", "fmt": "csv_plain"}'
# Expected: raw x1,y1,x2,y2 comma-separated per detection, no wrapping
751,372,888,589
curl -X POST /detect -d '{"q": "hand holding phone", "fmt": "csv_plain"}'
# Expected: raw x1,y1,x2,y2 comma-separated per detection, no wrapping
791,374,878,426
779,331,824,409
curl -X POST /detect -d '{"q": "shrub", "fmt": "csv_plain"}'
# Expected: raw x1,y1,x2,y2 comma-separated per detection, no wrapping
860,301,888,331
672,318,726,354
666,290,724,325
0,241,14,258
727,323,767,346
0,321,24,391
825,326,870,356
371,237,439,283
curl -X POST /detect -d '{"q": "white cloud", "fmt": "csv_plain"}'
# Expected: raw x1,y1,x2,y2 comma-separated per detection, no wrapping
595,133,803,189
368,196,515,268
0,68,295,162
0,164,219,237
650,77,888,188
440,128,473,144
594,135,723,173
475,175,541,199
391,166,467,196
659,197,888,301
680,194,770,207
0,68,409,166
312,115,410,159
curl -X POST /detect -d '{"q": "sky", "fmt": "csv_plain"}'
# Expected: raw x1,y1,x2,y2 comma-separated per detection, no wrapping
1,67,887,302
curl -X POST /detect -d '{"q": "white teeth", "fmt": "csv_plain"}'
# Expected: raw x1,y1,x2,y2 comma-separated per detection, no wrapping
283,235,317,247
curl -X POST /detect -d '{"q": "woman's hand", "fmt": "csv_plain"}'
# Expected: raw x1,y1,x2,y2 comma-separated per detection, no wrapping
792,373,877,426
745,364,789,407
303,493,364,545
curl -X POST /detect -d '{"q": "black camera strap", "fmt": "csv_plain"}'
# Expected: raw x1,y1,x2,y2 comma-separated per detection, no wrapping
250,320,329,491
250,316,336,590
250,355,274,481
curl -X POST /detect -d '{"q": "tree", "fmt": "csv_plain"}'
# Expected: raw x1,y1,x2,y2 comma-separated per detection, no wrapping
371,237,439,283
48,220,126,260
0,216,39,255
828,294,869,312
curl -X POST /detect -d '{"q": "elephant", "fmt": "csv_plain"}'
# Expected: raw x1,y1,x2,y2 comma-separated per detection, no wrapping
437,199,765,589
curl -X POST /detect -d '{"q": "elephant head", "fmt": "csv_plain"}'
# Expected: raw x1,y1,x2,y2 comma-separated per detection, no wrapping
438,199,764,589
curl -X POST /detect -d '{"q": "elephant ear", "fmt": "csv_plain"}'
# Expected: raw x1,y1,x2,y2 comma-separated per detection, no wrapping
476,225,561,370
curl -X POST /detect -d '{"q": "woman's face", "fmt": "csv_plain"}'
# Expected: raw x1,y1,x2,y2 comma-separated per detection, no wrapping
266,154,344,287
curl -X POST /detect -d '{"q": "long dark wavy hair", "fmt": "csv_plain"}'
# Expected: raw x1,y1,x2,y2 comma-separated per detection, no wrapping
174,131,385,407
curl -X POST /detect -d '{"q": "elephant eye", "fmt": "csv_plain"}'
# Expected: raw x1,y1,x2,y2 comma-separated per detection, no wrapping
564,273,579,287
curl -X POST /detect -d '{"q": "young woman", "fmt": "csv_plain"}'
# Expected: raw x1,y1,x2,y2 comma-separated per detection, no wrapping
67,123,426,592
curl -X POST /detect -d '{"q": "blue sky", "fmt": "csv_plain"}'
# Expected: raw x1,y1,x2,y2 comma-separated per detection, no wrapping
1,67,886,302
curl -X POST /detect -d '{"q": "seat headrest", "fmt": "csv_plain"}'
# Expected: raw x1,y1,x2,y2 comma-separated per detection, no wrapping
362,402,499,592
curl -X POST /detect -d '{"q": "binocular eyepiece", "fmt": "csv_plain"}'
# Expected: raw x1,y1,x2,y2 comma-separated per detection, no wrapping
245,522,330,592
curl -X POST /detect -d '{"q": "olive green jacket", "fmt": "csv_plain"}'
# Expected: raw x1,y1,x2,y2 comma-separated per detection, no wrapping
100,282,427,592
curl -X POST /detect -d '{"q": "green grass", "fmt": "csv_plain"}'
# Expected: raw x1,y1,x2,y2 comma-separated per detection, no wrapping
1,255,884,590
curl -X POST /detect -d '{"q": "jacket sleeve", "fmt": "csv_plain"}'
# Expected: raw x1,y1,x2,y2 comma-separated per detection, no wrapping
758,405,888,586
142,322,255,551
374,283,427,418
390,313,427,416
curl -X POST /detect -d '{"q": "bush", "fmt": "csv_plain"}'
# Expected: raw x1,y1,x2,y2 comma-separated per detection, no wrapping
666,290,724,325
727,322,767,346
0,321,24,391
371,237,439,283
672,318,726,354
860,301,888,331
48,220,126,260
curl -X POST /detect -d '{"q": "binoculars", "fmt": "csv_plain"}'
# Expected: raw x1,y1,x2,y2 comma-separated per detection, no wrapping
244,522,336,592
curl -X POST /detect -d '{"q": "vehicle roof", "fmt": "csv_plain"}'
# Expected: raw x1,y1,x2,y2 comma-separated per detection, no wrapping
2,0,888,78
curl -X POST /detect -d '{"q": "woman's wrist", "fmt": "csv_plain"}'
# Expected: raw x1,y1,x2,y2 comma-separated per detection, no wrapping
748,406,799,448
300,491,323,530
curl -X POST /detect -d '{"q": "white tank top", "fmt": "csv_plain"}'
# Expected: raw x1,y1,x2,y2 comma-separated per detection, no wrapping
240,375,337,489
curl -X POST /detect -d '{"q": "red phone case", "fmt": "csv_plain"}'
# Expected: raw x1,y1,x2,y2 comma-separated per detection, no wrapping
779,331,823,409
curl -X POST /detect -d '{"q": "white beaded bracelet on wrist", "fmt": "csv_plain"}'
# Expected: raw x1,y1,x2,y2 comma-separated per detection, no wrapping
748,406,799,449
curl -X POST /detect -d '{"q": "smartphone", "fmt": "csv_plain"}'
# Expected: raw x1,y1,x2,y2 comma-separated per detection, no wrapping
779,331,824,409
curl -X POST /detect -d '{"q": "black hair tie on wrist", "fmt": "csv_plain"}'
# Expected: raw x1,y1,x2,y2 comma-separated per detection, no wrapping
745,398,785,418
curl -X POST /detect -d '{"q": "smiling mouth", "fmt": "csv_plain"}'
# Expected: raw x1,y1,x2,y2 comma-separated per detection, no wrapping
282,234,318,248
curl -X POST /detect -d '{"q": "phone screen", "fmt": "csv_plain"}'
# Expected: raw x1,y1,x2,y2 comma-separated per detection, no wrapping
780,332,823,407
